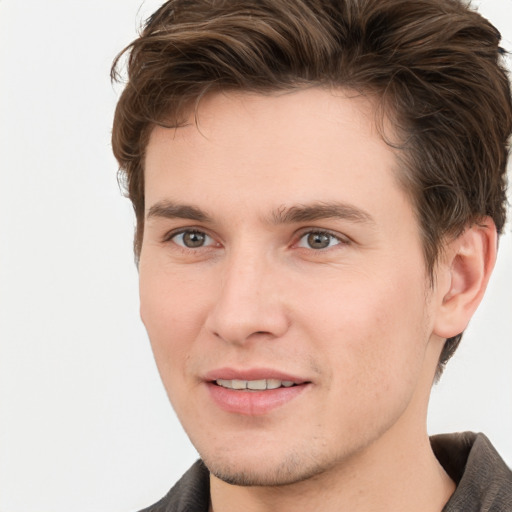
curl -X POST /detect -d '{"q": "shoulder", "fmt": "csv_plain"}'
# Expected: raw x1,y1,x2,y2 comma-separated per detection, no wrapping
432,432,512,512
137,460,210,512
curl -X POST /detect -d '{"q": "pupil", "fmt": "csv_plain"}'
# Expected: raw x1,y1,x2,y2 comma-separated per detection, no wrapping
308,232,330,249
183,231,205,248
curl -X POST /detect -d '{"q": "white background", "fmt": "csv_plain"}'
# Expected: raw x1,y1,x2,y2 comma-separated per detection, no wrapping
0,1,511,511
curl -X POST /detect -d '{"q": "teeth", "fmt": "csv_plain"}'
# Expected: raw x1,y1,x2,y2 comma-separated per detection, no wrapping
215,379,296,390
266,379,281,390
231,379,247,390
247,379,266,390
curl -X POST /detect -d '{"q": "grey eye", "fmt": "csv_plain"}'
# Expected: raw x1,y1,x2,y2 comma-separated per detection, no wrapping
174,230,212,248
298,231,342,250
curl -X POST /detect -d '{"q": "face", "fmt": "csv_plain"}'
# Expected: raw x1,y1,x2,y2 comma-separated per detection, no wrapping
140,89,442,486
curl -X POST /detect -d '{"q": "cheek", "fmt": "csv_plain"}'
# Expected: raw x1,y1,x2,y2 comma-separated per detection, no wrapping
304,281,430,446
301,269,430,391
139,264,211,379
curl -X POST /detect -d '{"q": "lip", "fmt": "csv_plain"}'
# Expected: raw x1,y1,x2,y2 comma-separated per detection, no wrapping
203,367,311,416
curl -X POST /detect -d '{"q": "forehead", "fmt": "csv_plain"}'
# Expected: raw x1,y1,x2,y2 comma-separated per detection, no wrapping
151,88,381,145
144,88,410,226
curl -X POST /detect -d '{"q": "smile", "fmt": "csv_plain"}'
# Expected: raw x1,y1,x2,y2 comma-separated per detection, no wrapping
215,379,296,390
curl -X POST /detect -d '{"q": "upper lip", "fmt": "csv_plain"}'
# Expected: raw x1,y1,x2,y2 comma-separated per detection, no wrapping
203,367,309,384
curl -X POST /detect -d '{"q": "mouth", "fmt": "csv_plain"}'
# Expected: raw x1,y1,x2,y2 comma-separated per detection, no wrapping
204,369,311,415
214,378,298,390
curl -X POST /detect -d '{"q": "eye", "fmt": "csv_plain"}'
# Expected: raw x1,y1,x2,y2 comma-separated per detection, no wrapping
297,231,344,250
171,230,215,249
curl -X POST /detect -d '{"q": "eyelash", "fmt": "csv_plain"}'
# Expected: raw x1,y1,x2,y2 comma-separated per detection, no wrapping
163,228,349,253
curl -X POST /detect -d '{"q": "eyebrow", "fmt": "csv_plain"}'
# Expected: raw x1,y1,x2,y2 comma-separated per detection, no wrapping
146,201,213,223
146,200,375,226
269,202,375,226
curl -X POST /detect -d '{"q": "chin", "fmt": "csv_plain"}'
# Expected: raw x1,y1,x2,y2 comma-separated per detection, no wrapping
201,448,336,487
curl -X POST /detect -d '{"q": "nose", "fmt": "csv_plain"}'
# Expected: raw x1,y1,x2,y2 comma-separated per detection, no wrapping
204,249,290,345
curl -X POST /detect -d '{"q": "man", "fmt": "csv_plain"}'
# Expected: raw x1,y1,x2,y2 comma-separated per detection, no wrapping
111,0,512,510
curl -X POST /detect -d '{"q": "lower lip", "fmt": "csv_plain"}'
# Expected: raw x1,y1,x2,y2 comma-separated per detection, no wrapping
206,382,309,415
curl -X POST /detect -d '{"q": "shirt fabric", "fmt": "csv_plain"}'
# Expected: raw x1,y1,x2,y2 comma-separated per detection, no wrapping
138,432,512,512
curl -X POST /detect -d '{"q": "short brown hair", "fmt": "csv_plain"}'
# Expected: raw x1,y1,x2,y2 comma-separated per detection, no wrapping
111,0,512,376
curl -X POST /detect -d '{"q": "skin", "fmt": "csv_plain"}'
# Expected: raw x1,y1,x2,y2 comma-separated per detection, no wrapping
139,88,495,512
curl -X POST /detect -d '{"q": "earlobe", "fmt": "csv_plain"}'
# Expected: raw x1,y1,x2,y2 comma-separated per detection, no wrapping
433,218,497,339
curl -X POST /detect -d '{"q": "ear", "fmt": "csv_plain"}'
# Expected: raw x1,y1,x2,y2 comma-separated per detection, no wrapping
433,217,497,339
